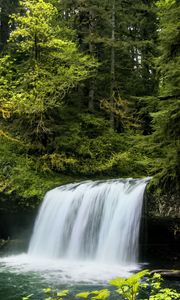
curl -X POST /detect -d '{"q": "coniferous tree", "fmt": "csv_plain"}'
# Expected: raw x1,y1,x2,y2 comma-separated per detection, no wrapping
0,0,19,51
59,0,158,132
149,0,180,193
0,0,97,145
2,0,176,205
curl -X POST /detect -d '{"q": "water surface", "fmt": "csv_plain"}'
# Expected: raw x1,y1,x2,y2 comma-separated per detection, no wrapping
0,254,141,299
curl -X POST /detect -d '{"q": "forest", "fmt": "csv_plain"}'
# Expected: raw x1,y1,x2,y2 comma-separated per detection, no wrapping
0,1,180,299
0,0,179,212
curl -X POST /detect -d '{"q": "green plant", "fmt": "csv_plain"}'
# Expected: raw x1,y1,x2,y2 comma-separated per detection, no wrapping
108,270,179,300
43,288,69,300
22,270,180,300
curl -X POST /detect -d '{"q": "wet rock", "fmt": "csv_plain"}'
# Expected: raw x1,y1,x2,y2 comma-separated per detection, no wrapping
150,269,180,280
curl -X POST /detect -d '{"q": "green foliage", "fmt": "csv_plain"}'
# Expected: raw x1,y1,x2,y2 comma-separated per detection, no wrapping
0,0,97,136
109,269,149,300
76,289,110,300
0,0,179,211
42,288,69,300
22,295,33,300
0,0,19,51
149,288,180,300
128,0,180,199
0,136,82,210
147,0,180,196
22,271,180,300
156,0,176,10
156,0,180,97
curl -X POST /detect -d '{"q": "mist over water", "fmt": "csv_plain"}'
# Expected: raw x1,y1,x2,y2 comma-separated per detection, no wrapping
28,178,149,264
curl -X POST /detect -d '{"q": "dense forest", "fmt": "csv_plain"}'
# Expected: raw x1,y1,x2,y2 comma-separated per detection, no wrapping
0,0,179,212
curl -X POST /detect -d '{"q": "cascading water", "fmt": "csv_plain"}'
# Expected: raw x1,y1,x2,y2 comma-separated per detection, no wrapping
28,178,150,265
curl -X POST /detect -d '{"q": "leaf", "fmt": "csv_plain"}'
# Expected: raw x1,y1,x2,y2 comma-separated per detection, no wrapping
76,292,91,299
43,288,52,293
109,277,126,287
57,290,69,297
22,294,33,300
91,289,110,300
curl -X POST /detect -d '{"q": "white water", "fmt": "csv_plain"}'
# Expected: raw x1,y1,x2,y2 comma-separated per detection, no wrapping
0,254,143,284
28,178,149,264
0,178,150,285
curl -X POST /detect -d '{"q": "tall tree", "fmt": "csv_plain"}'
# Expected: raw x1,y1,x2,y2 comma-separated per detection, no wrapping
110,0,115,129
88,5,96,112
0,0,19,51
0,0,97,146
150,0,180,192
156,0,180,98
61,1,157,123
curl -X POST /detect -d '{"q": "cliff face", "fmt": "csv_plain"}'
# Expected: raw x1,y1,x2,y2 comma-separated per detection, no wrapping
147,192,180,219
0,184,179,266
142,189,180,267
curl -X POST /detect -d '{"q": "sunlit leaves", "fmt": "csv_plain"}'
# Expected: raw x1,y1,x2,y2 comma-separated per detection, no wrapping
22,294,33,300
76,289,110,300
149,288,180,300
109,270,150,300
42,287,69,300
22,271,180,300
0,0,97,149
76,292,91,299
156,0,176,9
10,0,57,48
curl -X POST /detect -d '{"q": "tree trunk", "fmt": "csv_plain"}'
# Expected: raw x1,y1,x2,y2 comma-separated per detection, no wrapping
88,9,95,112
0,4,9,51
34,33,38,60
110,0,115,129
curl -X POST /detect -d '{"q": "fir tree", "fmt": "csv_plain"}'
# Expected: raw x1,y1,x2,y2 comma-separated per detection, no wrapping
0,0,97,144
149,0,180,194
0,0,19,51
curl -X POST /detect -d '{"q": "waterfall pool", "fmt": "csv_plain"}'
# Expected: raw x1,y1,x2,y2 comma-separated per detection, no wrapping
0,255,179,300
1,178,153,299
0,254,142,300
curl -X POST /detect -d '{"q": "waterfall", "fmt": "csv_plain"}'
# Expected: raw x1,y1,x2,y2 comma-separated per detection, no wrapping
28,178,150,264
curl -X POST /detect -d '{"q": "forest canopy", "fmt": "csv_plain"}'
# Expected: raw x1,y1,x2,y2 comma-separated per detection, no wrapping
0,0,179,209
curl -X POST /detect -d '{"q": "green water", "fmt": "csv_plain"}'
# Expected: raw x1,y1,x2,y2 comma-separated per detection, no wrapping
0,255,179,300
0,268,45,300
0,266,104,300
0,255,123,300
